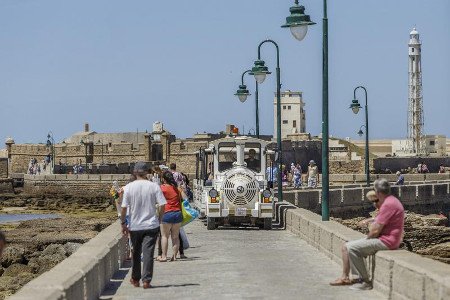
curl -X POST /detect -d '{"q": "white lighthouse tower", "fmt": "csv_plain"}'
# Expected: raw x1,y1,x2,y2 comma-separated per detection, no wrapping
407,27,425,155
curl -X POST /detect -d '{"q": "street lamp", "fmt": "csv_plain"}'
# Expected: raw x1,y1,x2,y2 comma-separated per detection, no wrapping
282,1,321,216
80,138,89,172
357,125,365,137
98,140,105,165
281,0,316,41
349,86,370,187
46,132,55,173
234,70,260,138
249,39,283,202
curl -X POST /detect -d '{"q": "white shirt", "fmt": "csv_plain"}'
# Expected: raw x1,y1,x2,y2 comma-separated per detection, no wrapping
121,179,167,231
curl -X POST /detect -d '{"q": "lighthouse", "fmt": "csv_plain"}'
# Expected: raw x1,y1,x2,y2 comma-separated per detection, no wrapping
407,28,425,155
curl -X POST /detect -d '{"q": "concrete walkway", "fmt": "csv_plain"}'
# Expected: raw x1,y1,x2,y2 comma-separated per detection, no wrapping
101,220,383,300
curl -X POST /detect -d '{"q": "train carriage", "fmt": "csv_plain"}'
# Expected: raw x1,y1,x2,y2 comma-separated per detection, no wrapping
193,136,274,230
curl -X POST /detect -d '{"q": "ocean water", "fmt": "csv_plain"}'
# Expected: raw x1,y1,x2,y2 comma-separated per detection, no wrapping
0,214,60,224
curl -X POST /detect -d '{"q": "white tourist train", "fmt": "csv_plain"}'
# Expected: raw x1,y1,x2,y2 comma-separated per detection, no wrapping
193,136,274,230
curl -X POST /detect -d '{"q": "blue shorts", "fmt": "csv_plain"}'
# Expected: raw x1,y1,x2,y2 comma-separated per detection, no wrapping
162,211,182,224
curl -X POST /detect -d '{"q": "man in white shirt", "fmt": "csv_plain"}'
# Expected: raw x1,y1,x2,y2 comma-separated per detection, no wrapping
121,162,166,289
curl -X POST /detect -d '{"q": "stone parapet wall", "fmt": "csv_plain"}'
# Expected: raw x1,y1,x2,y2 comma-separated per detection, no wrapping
9,221,127,300
0,158,8,178
285,208,450,300
330,161,363,174
8,141,152,174
283,181,450,218
0,179,14,193
23,174,131,197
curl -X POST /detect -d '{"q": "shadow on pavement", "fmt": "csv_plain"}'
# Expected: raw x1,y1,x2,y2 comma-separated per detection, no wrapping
99,260,132,299
152,283,200,289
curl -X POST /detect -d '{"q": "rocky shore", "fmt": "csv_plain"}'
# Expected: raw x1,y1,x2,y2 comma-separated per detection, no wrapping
333,212,450,264
0,191,117,299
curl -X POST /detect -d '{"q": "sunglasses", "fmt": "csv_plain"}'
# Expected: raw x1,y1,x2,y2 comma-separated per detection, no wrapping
371,199,379,204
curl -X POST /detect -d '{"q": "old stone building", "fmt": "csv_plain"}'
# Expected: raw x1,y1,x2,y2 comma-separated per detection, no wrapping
5,123,175,174
0,158,8,178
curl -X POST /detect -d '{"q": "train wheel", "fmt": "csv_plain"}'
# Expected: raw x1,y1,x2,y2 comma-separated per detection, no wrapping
207,217,216,230
263,218,272,230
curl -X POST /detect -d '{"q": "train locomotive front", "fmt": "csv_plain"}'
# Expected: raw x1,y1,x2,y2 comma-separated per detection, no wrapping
193,136,273,230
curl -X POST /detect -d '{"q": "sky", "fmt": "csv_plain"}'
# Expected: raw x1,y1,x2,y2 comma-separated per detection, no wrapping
0,0,449,144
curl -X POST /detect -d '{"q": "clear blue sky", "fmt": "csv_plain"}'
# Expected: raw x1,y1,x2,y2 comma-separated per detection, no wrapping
0,0,449,144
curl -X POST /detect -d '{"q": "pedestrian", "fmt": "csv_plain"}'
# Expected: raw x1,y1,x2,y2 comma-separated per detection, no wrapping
159,171,183,262
307,160,319,188
421,162,429,173
293,163,302,188
281,167,289,187
438,164,446,174
120,162,166,289
265,158,278,189
330,179,404,290
395,171,404,185
169,163,185,188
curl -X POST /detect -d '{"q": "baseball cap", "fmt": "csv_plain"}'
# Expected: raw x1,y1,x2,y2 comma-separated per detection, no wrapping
133,162,148,173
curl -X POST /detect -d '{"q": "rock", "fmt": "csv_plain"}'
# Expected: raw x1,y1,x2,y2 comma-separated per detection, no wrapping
41,244,67,257
35,200,46,207
3,263,33,277
1,246,25,268
422,215,448,227
105,205,115,212
27,253,66,275
0,276,15,292
63,242,82,256
417,242,450,258
11,200,26,207
0,273,35,294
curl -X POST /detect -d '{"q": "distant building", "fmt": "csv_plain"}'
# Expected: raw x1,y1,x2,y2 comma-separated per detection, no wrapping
392,135,447,157
274,90,306,139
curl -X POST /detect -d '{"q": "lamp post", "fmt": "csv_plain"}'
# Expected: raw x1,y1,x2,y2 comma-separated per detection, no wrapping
249,39,285,202
234,70,260,138
350,86,370,187
46,132,55,174
80,138,88,172
281,1,320,214
98,140,104,165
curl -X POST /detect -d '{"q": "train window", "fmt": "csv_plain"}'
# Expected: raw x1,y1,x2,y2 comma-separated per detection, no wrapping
244,143,261,172
218,142,236,172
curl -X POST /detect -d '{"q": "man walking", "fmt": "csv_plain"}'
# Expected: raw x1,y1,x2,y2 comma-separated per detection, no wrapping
307,160,319,188
121,162,166,289
330,178,404,290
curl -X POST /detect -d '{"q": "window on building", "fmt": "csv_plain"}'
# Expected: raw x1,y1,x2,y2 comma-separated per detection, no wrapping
288,106,291,110
282,120,288,124
412,48,414,53
429,140,435,146
283,106,286,109
293,120,297,128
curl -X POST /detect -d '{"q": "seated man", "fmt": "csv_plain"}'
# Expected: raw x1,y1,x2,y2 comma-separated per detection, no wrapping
245,149,260,172
330,178,404,290
395,171,404,185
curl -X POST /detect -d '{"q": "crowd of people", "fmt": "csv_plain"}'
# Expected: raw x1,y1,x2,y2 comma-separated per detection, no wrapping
112,162,193,289
27,157,51,175
265,160,320,189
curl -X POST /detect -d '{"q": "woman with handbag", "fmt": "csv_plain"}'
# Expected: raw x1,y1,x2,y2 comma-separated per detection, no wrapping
159,171,183,262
